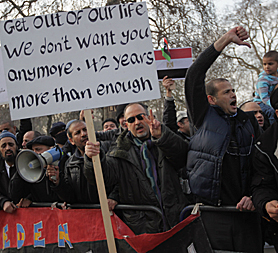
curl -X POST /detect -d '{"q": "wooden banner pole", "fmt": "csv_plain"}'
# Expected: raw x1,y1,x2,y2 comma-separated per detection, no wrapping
84,109,117,253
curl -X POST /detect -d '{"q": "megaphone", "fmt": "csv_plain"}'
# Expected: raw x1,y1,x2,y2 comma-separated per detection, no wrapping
16,146,64,183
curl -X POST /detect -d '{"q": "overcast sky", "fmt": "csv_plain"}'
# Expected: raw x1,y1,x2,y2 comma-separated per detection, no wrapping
213,0,236,13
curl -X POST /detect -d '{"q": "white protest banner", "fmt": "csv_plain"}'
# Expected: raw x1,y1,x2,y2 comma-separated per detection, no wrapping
0,50,8,105
0,2,159,120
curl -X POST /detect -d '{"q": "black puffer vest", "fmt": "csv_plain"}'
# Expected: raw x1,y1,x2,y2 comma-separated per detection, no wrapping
187,106,255,206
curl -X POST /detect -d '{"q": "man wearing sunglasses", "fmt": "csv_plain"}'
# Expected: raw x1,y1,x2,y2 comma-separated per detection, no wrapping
84,102,189,235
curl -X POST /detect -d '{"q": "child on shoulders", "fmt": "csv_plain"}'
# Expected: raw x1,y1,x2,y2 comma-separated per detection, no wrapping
254,51,278,124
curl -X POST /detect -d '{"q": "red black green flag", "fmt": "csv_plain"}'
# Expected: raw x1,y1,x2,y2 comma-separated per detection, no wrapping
0,208,212,252
154,47,192,80
161,37,171,62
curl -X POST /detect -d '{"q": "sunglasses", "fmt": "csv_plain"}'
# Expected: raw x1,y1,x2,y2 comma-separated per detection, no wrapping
127,113,146,123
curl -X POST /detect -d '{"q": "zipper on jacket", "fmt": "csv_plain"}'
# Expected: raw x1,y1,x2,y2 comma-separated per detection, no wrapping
255,144,278,174
217,154,224,207
217,115,233,206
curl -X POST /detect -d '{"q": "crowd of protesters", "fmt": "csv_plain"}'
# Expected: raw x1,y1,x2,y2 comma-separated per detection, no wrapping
1,26,278,252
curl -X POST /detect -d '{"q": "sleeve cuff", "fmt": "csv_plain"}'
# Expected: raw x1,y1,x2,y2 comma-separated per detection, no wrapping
165,96,174,101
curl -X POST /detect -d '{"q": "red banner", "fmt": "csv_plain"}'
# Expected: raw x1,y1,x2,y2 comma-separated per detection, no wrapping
0,208,212,252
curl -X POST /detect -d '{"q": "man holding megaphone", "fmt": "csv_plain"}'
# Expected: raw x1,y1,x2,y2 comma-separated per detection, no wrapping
10,136,64,207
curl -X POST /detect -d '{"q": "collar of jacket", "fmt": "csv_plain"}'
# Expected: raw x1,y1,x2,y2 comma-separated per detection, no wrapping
108,129,143,169
112,129,153,163
212,105,249,125
67,148,84,166
115,128,131,150
107,129,132,161
115,129,150,147
177,129,190,140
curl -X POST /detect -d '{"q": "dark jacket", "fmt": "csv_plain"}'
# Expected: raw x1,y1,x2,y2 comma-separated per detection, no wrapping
84,125,189,235
163,97,190,143
62,140,76,157
10,172,61,204
16,118,32,149
252,121,278,218
96,127,125,153
185,44,261,206
52,149,98,204
0,160,15,209
96,127,124,143
52,148,116,204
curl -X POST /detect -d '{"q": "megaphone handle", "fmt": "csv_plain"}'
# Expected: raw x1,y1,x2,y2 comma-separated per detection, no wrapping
50,160,59,183
45,165,57,184
51,175,57,183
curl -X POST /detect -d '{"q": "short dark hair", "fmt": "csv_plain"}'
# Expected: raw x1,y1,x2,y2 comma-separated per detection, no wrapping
264,51,278,62
67,120,85,138
33,131,42,139
206,78,229,97
239,100,253,110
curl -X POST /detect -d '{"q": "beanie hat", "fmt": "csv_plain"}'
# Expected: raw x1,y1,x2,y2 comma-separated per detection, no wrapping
49,122,66,137
116,104,129,123
66,119,78,131
0,130,18,145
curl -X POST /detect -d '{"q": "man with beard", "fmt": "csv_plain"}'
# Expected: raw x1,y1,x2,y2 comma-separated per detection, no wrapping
0,118,32,149
48,120,116,207
0,131,18,213
84,103,189,235
184,26,262,252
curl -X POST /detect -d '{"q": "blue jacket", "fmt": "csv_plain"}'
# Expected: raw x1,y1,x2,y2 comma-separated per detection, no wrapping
253,70,278,106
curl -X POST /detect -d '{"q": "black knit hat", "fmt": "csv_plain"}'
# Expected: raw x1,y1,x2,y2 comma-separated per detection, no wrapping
49,122,66,137
116,104,129,123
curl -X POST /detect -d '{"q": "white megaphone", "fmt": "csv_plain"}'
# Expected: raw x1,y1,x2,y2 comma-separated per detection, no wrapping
16,146,64,183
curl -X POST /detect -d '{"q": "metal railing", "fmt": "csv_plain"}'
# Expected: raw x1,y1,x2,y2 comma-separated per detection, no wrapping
31,202,168,229
31,202,163,218
179,204,252,222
